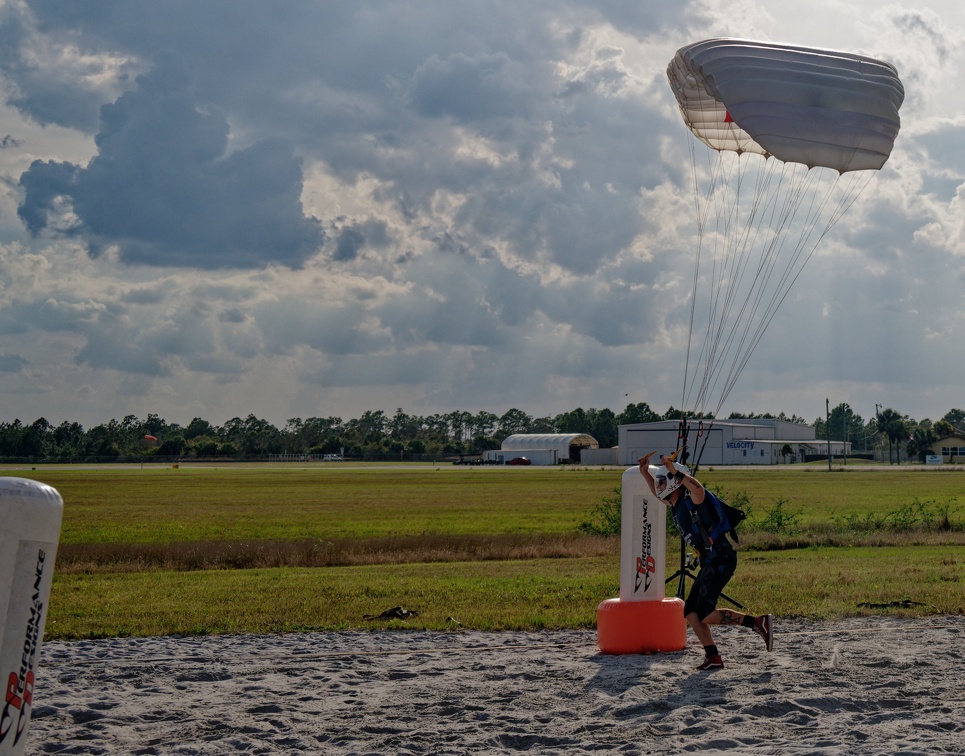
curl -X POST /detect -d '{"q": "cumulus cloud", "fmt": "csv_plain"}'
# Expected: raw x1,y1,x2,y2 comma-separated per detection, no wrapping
332,218,391,262
17,53,323,268
0,0,962,428
0,0,133,132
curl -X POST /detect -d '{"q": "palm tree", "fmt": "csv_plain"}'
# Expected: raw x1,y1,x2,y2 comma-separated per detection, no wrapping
907,426,939,463
876,408,906,464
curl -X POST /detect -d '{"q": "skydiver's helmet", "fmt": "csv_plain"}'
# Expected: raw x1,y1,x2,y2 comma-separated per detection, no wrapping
649,463,691,501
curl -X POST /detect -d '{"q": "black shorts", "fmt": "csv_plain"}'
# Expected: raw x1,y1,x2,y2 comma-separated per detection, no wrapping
684,545,737,621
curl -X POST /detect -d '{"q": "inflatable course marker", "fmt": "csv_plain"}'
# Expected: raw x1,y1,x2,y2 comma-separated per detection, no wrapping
596,467,686,654
0,478,63,755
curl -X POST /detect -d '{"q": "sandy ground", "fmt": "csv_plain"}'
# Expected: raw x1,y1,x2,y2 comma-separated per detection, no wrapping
25,615,965,754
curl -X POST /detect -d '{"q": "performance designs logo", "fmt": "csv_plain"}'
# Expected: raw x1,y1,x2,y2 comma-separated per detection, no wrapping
634,499,655,594
0,549,46,750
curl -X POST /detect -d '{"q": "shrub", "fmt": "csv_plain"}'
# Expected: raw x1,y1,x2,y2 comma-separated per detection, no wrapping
758,498,803,535
578,486,621,536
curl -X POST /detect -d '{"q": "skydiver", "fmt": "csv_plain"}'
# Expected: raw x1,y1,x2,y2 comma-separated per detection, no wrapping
638,450,773,670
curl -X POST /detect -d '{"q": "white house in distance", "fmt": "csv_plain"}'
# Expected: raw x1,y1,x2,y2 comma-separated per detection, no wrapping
483,433,600,465
618,418,851,466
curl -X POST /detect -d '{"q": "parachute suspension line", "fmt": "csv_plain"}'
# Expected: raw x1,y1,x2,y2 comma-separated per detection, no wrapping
697,155,780,412
682,139,737,413
710,167,875,416
688,152,732,410
711,161,820,412
821,170,876,236
689,156,736,412
680,143,753,450
684,150,740,413
677,412,691,466
683,150,754,414
682,156,843,420
680,162,871,458
680,157,878,422
681,133,705,413
684,153,791,417
714,165,828,414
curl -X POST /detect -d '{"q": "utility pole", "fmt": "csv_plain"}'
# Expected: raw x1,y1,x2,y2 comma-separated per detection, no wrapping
844,405,849,466
826,397,832,471
875,403,882,463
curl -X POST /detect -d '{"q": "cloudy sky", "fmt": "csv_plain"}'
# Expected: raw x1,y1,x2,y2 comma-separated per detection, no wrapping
0,0,962,430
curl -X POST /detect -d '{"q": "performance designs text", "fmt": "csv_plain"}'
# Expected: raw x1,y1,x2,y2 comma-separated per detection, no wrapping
634,499,655,594
0,548,46,749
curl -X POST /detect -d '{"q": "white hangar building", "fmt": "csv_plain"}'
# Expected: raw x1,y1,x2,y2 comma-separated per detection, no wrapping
483,433,600,465
618,419,851,466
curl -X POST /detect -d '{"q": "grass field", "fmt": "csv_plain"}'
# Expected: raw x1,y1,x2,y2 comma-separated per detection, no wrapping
6,462,964,639
25,465,613,543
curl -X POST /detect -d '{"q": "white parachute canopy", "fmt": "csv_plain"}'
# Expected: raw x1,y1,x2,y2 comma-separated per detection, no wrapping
665,38,904,419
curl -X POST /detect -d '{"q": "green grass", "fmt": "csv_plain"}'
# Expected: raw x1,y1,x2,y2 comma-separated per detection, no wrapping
46,557,620,639
45,547,965,639
701,466,964,526
19,464,965,544
5,463,963,639
21,465,615,543
732,546,965,618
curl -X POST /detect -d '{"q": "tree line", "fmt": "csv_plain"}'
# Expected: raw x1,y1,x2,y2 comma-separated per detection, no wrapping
0,404,961,462
813,405,965,463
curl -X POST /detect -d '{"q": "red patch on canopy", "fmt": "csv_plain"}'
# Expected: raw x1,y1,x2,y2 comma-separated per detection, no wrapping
724,111,734,123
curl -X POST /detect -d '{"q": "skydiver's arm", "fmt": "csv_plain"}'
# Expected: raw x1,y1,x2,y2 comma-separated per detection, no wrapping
637,451,658,497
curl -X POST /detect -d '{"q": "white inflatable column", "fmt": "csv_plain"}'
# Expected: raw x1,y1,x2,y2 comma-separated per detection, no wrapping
618,465,667,598
596,467,686,654
0,478,63,755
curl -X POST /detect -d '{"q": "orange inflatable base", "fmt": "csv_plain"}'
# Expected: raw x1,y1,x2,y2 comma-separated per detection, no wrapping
597,597,687,654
